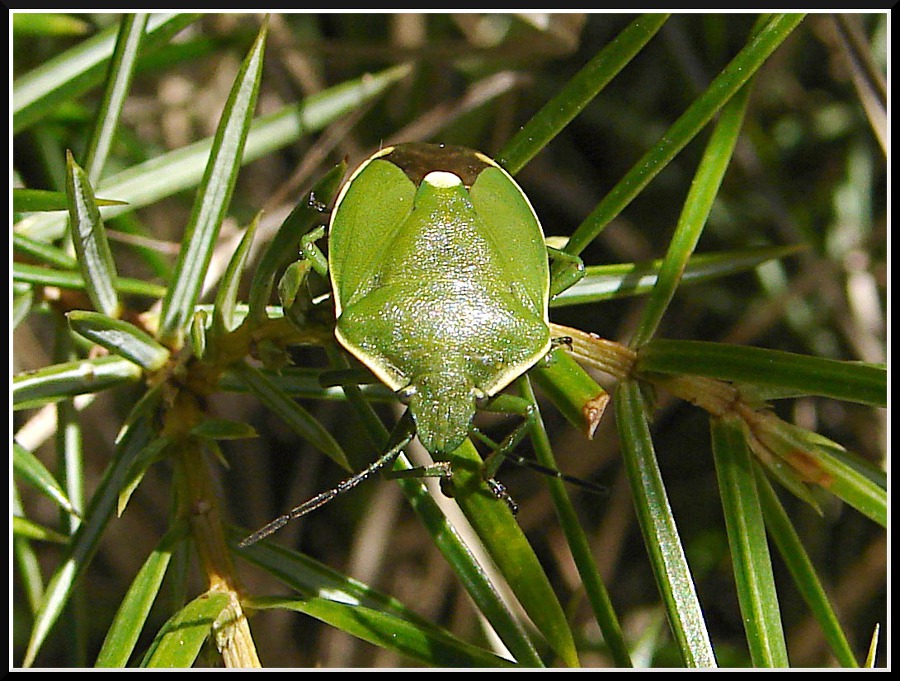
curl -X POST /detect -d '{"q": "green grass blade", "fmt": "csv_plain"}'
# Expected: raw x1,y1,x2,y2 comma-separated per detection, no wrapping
249,595,515,667
13,441,80,518
83,14,148,183
614,380,716,667
95,522,187,667
816,454,886,529
12,12,91,37
528,348,610,440
84,14,148,184
13,355,143,411
13,261,166,299
67,310,170,372
520,377,632,667
218,364,393,402
140,590,230,668
710,417,788,667
20,412,154,667
635,339,886,408
498,13,669,175
212,212,260,336
754,468,859,667
772,427,886,528
13,14,200,133
631,79,753,346
230,359,349,469
13,516,70,544
157,23,267,347
448,438,579,667
13,231,78,268
52,331,89,664
13,188,126,213
550,246,803,308
65,151,121,318
563,13,806,258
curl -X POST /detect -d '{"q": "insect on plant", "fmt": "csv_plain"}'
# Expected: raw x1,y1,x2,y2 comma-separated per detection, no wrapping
240,142,599,546
12,14,885,669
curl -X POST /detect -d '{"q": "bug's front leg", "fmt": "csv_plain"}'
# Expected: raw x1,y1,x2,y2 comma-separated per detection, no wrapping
278,225,330,326
546,245,586,298
298,224,329,277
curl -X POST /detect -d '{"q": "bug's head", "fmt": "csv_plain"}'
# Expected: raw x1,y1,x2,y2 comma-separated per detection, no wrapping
400,372,479,455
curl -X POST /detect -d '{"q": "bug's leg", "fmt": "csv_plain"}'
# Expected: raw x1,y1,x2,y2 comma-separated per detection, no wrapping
546,245,586,298
299,224,329,277
277,225,333,327
479,393,608,497
478,394,538,483
239,424,414,547
385,459,453,481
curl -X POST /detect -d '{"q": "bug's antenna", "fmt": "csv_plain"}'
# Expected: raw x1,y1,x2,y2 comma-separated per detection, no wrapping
497,452,608,496
239,431,414,548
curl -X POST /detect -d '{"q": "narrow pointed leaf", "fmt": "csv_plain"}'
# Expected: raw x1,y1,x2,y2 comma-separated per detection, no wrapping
13,232,77,268
563,14,806,258
635,340,887,408
13,441,80,517
13,516,70,544
550,245,803,307
21,413,154,667
13,355,143,411
83,13,149,184
231,360,348,469
14,188,127,213
95,523,187,668
67,310,170,372
520,377,632,667
140,590,231,668
117,437,170,517
615,380,716,667
157,24,267,347
212,212,260,336
237,485,542,666
233,525,522,664
249,595,515,667
498,13,669,174
448,439,579,667
323,346,546,667
632,80,753,346
66,150,121,318
762,425,886,527
13,261,166,299
755,468,859,667
711,417,788,667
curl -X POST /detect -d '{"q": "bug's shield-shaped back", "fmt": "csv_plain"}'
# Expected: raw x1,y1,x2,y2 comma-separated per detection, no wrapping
333,167,550,454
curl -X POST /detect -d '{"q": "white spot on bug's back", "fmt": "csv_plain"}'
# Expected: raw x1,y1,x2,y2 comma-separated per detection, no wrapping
423,170,463,188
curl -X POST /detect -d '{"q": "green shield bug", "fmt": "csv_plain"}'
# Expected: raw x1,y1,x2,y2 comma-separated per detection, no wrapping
240,142,591,546
328,142,553,455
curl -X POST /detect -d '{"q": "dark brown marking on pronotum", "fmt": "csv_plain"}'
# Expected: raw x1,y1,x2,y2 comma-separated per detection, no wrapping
382,142,493,188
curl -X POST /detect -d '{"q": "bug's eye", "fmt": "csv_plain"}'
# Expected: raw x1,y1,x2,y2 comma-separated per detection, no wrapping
397,385,417,404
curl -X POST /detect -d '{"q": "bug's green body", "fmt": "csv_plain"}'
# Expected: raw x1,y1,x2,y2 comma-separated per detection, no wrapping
328,143,552,454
